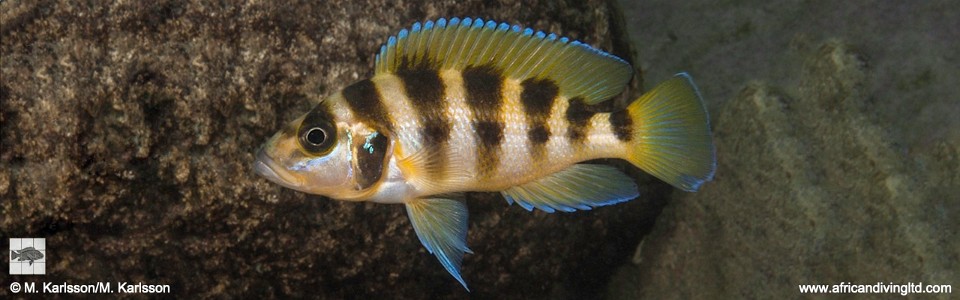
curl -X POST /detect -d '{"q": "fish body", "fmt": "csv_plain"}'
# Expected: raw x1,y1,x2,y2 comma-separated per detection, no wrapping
254,17,716,290
12,247,44,265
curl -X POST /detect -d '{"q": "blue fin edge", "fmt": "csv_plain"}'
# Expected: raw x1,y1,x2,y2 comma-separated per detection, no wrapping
374,17,629,66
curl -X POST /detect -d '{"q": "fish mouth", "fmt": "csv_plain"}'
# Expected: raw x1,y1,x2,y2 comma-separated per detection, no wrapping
254,148,303,189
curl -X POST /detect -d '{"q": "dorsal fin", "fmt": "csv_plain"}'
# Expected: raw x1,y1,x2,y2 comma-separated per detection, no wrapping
374,17,633,105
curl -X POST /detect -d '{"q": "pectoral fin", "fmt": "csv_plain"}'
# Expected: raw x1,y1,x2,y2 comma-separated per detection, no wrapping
396,144,472,195
501,164,639,213
404,197,473,290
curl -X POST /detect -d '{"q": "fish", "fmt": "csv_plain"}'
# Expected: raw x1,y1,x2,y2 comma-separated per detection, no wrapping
11,247,44,265
253,17,716,290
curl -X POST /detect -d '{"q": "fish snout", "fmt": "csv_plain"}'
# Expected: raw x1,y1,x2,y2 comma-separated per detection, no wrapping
253,148,302,189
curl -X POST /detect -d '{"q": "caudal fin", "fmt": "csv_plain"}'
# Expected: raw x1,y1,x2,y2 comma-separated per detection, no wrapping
625,73,716,192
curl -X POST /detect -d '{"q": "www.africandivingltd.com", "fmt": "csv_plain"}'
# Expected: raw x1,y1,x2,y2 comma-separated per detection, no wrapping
799,281,952,296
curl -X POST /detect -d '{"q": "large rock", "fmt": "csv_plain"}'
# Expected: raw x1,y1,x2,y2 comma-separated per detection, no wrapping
1,1,661,298
608,40,959,299
610,1,959,298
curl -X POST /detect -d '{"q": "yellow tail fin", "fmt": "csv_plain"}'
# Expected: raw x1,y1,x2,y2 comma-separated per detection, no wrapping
625,73,716,192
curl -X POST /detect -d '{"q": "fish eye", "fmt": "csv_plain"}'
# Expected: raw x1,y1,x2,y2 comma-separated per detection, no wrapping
304,127,327,146
297,121,336,155
296,104,338,155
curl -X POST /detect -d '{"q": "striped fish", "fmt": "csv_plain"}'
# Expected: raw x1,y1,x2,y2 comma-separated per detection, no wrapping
254,17,716,290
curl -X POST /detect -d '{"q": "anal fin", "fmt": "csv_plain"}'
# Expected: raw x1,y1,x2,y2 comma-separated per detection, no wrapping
404,197,473,290
501,164,639,213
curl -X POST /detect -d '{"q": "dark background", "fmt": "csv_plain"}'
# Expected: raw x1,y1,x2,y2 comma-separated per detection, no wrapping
2,1,660,299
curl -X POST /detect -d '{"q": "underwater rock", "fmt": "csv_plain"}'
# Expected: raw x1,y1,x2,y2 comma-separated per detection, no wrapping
1,1,657,298
608,41,959,299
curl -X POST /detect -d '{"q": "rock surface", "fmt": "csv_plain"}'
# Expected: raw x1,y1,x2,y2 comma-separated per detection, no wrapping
610,1,959,298
1,1,659,298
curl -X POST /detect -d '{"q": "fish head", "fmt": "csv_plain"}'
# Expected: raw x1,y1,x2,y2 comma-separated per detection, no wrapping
254,99,393,201
254,100,355,196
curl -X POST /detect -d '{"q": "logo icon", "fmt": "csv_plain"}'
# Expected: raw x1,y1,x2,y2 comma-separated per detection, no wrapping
9,238,45,275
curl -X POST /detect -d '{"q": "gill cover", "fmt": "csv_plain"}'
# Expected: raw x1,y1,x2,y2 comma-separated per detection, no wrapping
349,129,391,191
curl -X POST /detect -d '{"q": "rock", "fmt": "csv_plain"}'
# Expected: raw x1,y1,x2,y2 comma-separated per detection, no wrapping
1,1,658,298
608,40,959,298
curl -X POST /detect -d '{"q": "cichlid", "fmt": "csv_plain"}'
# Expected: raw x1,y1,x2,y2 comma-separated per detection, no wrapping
11,247,44,265
254,17,716,290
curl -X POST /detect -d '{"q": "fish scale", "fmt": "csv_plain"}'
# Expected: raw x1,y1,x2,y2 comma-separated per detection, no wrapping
254,17,716,290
